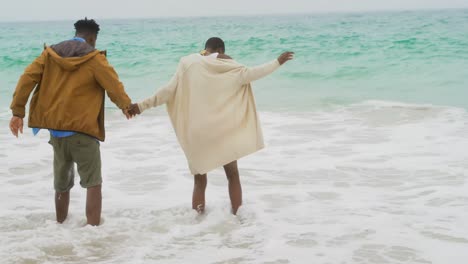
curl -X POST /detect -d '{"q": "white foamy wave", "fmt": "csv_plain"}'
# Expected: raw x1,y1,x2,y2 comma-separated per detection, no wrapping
0,101,467,264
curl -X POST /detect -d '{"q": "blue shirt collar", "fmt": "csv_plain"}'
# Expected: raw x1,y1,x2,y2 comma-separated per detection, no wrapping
72,37,86,43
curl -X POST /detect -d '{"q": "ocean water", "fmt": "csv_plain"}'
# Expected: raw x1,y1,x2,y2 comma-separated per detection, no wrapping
1,9,468,110
1,9,468,264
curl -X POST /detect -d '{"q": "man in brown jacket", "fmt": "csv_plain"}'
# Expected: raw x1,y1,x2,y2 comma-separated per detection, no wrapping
9,18,132,226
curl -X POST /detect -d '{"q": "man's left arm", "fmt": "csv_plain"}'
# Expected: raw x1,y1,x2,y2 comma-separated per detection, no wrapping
238,52,294,85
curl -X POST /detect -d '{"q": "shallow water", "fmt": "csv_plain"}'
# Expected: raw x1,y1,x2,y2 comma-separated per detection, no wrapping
1,101,467,263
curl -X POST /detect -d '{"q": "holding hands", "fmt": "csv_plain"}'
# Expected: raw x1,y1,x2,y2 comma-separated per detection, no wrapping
127,104,141,118
122,108,132,120
122,103,141,119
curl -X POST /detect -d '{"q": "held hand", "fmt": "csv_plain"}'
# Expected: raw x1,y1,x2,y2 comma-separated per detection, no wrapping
277,52,294,65
122,108,132,120
9,116,24,138
127,103,141,117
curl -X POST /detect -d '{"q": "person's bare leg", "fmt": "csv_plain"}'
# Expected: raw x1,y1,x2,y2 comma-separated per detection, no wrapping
224,161,242,215
192,174,207,213
86,185,102,226
55,191,70,223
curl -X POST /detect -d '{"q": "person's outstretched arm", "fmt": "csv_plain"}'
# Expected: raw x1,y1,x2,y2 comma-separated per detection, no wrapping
128,61,182,116
9,51,46,137
239,51,294,85
93,54,132,118
138,71,178,112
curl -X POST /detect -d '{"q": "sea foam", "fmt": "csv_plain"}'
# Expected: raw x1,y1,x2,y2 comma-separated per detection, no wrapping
0,101,467,263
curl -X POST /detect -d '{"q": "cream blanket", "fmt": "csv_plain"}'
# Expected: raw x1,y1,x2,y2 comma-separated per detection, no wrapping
138,54,281,174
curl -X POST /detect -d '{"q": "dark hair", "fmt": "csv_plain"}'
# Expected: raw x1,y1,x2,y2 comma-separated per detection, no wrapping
205,37,225,53
74,17,100,35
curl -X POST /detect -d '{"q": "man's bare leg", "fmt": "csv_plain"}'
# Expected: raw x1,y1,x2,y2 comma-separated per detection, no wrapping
55,191,70,223
86,185,102,226
192,174,207,213
224,161,242,215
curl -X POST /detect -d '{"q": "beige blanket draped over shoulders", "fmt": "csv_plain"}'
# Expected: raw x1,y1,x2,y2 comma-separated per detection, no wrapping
138,54,280,175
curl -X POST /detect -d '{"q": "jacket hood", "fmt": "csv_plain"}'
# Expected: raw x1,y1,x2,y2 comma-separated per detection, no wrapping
46,40,101,71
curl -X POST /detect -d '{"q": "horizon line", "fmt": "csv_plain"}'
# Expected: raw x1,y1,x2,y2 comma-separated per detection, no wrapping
0,6,466,23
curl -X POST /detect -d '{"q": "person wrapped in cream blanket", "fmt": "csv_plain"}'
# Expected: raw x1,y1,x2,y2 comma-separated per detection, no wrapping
129,37,293,214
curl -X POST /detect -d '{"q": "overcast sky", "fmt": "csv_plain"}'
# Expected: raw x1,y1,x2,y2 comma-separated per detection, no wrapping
1,0,467,22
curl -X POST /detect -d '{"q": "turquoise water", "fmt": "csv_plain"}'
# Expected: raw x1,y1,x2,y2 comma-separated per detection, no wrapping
1,9,467,112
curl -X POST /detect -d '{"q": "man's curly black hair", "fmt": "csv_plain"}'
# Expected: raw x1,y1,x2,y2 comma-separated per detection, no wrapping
205,37,225,53
74,17,100,35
